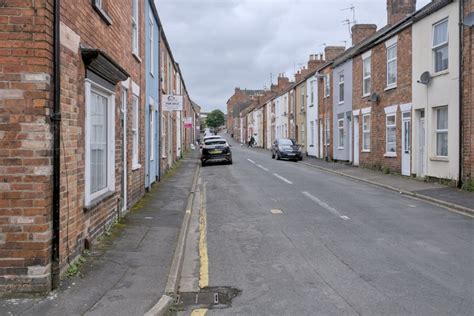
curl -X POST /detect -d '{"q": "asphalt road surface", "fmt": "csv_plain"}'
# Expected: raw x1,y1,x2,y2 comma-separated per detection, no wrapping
199,139,474,315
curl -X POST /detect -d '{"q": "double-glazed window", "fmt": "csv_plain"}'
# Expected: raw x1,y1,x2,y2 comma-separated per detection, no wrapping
301,86,305,108
132,95,139,167
435,106,448,156
386,44,397,87
324,74,330,98
338,119,344,149
150,101,155,161
386,114,396,154
325,117,330,145
85,81,115,205
132,0,139,56
149,16,154,76
362,114,370,151
362,55,371,96
338,73,344,103
433,19,448,73
310,81,314,105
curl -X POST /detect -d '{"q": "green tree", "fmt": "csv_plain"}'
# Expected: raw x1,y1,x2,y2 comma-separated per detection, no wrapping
206,110,225,130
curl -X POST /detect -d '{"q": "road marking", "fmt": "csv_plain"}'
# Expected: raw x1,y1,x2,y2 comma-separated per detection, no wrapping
302,191,350,220
191,309,208,316
199,182,209,288
271,209,283,214
257,164,269,171
247,159,256,164
273,173,293,184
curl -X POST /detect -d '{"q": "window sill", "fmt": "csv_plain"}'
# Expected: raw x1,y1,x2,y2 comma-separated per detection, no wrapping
384,153,397,158
362,94,370,99
430,156,449,162
132,53,141,63
132,163,141,171
385,85,397,91
338,101,344,105
362,149,371,153
432,70,449,78
84,190,115,212
92,4,112,26
338,147,344,150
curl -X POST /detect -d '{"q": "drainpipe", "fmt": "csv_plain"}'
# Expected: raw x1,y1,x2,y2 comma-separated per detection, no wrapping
458,0,464,188
51,0,61,288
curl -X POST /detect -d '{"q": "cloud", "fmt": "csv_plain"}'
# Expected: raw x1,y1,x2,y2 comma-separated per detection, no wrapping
155,0,431,112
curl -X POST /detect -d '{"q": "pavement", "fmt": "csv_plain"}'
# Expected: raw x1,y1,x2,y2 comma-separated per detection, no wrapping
1,150,199,316
240,139,474,215
196,138,473,315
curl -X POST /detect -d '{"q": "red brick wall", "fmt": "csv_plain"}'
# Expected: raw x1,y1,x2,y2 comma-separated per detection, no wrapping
319,66,334,160
462,0,473,183
0,0,54,293
353,27,412,174
58,0,146,272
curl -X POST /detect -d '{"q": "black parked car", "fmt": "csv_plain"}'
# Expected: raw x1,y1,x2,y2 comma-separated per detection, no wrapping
201,138,232,166
271,138,302,161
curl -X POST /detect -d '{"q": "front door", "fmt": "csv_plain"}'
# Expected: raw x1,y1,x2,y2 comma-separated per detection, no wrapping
418,112,426,177
401,112,411,176
353,115,359,166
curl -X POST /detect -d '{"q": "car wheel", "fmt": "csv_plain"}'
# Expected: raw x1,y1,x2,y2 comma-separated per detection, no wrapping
271,151,275,159
201,161,206,167
276,152,281,160
299,156,303,161
228,160,233,165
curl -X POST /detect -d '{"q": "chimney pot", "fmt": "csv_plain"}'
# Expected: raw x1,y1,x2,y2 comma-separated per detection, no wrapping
324,46,346,61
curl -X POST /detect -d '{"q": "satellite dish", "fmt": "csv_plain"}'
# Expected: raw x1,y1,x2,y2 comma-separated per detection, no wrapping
370,92,380,103
419,71,431,85
463,12,474,27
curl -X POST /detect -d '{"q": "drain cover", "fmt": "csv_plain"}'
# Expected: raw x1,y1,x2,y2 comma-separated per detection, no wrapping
175,286,241,310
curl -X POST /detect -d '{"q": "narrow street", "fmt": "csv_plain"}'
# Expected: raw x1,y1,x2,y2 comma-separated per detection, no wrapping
196,139,473,315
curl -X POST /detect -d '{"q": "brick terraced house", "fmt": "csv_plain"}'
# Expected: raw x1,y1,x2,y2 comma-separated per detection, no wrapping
0,0,197,294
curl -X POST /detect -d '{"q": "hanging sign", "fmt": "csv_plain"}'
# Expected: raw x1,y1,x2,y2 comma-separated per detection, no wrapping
162,95,183,111
184,117,193,128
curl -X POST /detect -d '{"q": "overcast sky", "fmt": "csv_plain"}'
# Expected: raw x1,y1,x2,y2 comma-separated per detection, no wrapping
155,0,431,113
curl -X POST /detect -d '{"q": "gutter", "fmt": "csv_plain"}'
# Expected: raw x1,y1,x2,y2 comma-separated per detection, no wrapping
51,0,61,288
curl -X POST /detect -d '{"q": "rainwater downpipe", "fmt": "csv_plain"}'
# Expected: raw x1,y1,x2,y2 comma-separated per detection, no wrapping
458,0,464,188
51,0,61,288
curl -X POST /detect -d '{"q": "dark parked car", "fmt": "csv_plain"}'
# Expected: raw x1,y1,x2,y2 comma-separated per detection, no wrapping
271,138,302,161
201,138,232,166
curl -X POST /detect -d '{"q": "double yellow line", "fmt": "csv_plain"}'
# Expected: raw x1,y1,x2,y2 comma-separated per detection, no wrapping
193,182,209,316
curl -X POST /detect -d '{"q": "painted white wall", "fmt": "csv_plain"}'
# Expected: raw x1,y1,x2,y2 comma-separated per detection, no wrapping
412,1,459,180
266,101,273,149
275,92,289,139
306,75,318,157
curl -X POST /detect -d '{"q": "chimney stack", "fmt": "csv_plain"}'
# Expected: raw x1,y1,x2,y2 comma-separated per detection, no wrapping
295,70,302,83
351,24,377,45
324,46,345,61
307,54,326,71
277,74,290,91
387,0,416,26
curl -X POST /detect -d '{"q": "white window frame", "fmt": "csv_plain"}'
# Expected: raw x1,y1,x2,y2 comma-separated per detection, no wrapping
435,106,448,157
161,51,165,90
131,94,140,169
338,73,344,104
385,113,397,156
84,80,115,206
310,81,314,106
132,0,139,56
310,120,314,146
386,44,397,88
324,74,330,98
301,86,305,108
362,114,371,152
325,117,330,145
149,15,154,76
338,118,344,149
362,51,371,97
432,19,449,73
